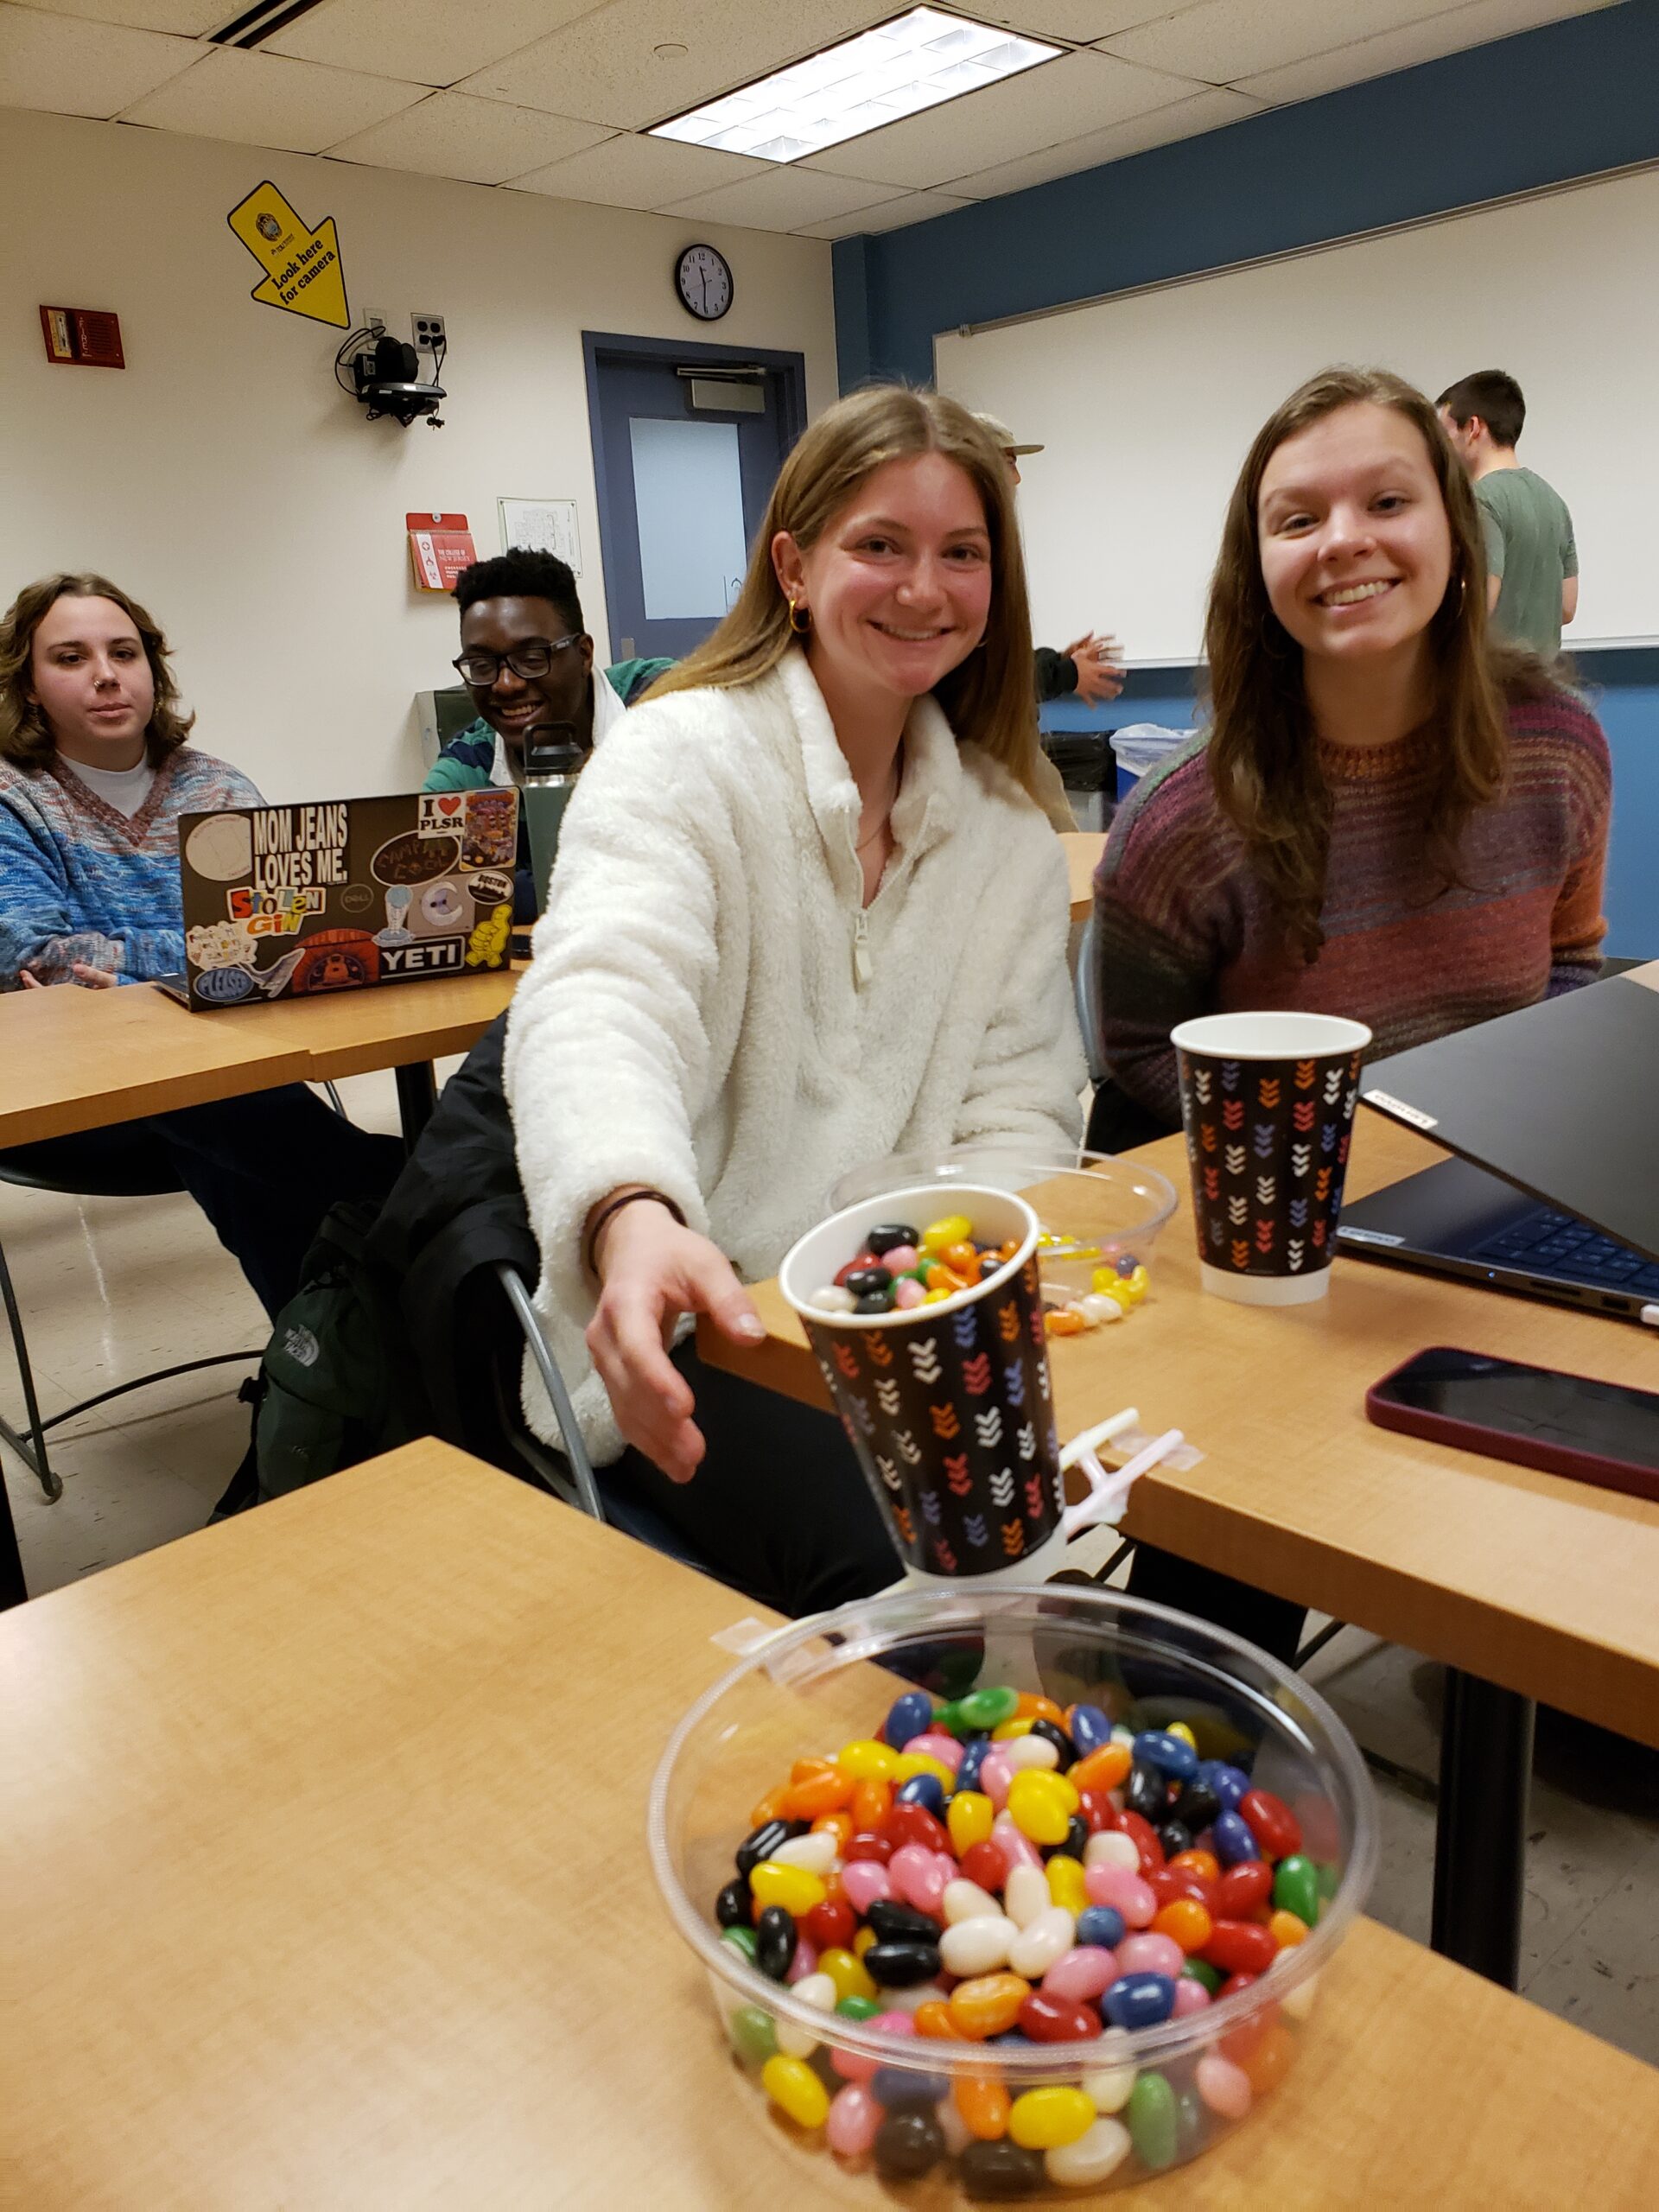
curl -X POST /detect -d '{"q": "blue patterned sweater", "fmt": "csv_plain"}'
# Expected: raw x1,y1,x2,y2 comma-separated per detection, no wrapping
0,747,263,987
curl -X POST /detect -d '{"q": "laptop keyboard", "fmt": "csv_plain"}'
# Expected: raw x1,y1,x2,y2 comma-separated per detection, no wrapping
1470,1209,1659,1297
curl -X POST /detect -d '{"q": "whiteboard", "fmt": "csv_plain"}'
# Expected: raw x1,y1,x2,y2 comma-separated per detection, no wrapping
936,168,1659,663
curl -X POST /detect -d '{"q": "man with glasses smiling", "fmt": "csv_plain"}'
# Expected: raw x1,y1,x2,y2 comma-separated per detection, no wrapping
424,549,671,917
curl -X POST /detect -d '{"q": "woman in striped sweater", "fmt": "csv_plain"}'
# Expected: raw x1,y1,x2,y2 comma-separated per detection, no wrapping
1090,364,1610,1148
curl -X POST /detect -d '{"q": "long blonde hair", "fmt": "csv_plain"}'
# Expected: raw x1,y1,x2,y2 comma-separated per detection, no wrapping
645,385,1044,799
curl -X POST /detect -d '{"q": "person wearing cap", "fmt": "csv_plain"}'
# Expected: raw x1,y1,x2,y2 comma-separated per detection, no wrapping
976,414,1127,706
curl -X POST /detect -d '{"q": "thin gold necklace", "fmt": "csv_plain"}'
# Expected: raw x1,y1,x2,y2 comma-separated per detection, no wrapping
855,757,901,852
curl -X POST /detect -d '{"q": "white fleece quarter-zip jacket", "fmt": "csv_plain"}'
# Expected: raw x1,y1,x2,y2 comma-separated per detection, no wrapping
504,648,1084,1463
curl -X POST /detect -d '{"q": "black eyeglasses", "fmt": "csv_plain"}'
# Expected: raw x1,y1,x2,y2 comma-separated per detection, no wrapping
453,635,579,686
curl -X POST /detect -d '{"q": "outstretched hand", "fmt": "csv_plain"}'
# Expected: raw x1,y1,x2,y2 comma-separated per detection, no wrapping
1063,631,1127,707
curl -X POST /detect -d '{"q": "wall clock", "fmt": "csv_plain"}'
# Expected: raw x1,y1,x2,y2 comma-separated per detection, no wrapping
675,242,734,321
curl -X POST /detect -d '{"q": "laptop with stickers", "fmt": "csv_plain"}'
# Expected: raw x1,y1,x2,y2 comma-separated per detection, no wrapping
157,788,518,1010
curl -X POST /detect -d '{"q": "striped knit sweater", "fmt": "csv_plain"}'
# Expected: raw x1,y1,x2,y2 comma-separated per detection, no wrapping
1091,690,1611,1128
0,747,262,987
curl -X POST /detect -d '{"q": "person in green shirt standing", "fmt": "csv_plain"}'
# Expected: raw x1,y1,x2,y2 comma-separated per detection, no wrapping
1437,371,1578,657
426,547,671,918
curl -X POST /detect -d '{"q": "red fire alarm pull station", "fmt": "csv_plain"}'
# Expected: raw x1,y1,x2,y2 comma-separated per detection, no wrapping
41,308,125,368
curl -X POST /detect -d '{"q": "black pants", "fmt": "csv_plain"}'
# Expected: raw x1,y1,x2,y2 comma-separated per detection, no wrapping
1126,1542,1307,1669
606,1343,899,1619
0,1086,403,1321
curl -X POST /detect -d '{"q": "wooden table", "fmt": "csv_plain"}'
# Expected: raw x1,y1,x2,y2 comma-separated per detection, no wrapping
0,1436,1653,2209
1060,830,1105,919
700,1110,1659,1987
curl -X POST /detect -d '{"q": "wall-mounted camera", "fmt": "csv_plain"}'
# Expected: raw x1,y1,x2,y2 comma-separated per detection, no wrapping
335,323,446,429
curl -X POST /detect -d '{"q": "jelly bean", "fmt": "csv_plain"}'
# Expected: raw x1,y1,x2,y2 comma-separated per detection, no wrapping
1119,1809,1166,1875
903,1732,964,1775
1018,1988,1100,2043
948,1792,995,1859
853,1287,895,1314
867,1221,921,1258
1084,1830,1141,1874
956,1685,1020,1732
1007,1770,1074,1847
1183,1957,1223,1995
920,1287,954,1305
920,1213,973,1255
1240,2019,1295,2097
993,1716,1038,1745
1272,1853,1320,1926
750,1861,826,1917
948,1973,1029,2039
1009,1693,1061,1725
881,1979,950,2018
1046,2115,1132,2189
1077,1790,1122,1839
864,1940,942,1988
826,2081,880,2157
1008,2086,1095,2152
1172,1780,1222,1835
944,1877,1002,1925
804,1897,856,1953
1003,1861,1051,1929
1079,2031,1136,2116
1240,1787,1301,1859
1070,1740,1132,1794
1196,1759,1250,1811
725,2000,777,2064
783,1764,855,1821
819,1946,878,2005
715,1874,752,1929
762,2052,830,2129
1103,1972,1176,2030
1218,1971,1259,2003
755,1904,797,1980
1204,1919,1276,1977
850,1779,892,1834
892,1277,926,1311
1317,1859,1340,1901
979,1753,1014,1810
992,1814,1044,1875
1065,1702,1115,1757
1268,1910,1309,1949
811,1283,857,1313
956,1738,993,1792
837,1737,899,1782
1042,1945,1118,2003
1122,1265,1150,1305
914,2002,963,2044
1028,1718,1078,1767
940,1916,1014,1977
812,1811,854,1856
1008,1906,1075,1979
872,2066,950,2109
1084,1861,1156,1927
1195,2051,1252,2121
721,1924,758,1964
836,1994,880,2024
874,2107,945,2179
1125,1762,1170,1821
868,1898,942,1945
1172,1975,1212,2018
737,1817,808,1877
882,1245,921,1277
1046,1855,1088,1917
1134,1729,1198,1783
770,1829,837,1875
1058,1814,1091,1864
1170,1847,1221,1885
1076,1904,1125,1950
1116,1931,1185,1980
1077,1293,1125,1325
888,1843,945,1911
957,2139,1044,2196
844,1827,893,1866
777,1971,836,2057
1157,1819,1194,1862
943,1241,982,1281
1214,1859,1274,1918
841,1860,891,1916
1001,1734,1060,1777
1212,1809,1260,1866
889,1800,950,1854
956,2071,1013,2142
891,1751,954,1789
1127,2070,1179,2171
1147,1866,1212,1916
784,1937,819,1985
834,1252,880,1286
960,1840,1009,1894
1153,1899,1213,1954
1279,1965,1320,2024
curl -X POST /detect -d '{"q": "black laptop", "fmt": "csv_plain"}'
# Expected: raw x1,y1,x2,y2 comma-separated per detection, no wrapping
1337,968,1659,1328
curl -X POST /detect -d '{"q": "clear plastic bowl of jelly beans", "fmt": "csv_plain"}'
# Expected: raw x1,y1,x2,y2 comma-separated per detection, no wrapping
830,1147,1179,1333
650,1584,1376,2199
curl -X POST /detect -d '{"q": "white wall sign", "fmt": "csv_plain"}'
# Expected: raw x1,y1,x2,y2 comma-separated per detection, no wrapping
498,497,582,575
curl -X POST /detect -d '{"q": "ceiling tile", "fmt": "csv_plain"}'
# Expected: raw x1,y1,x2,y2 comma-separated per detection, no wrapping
0,3,199,118
327,89,611,183
796,188,973,238
451,0,897,131
804,48,1205,188
1099,0,1479,84
658,163,904,234
972,3,1177,38
119,43,423,150
16,2,228,29
265,0,597,89
505,131,760,209
948,84,1259,197
1236,0,1621,105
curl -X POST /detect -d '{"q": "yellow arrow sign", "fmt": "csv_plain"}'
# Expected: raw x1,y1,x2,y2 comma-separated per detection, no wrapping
226,181,348,328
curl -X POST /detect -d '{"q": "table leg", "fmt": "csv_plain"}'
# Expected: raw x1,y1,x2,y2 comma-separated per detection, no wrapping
394,1061,439,1153
1431,1668,1534,1988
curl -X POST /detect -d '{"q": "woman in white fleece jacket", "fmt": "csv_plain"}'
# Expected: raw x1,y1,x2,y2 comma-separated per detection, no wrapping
505,386,1084,1613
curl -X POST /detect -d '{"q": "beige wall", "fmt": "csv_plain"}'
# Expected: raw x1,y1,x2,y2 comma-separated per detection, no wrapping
3,109,838,801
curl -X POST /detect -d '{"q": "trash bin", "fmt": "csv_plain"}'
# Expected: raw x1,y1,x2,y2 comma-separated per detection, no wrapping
1040,730,1112,831
1109,724,1196,802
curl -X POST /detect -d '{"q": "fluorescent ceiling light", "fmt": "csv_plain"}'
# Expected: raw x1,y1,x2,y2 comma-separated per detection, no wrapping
650,7,1061,164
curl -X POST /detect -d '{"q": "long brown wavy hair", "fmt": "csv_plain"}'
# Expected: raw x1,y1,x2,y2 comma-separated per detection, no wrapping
1205,365,1544,960
645,385,1044,802
0,572,195,771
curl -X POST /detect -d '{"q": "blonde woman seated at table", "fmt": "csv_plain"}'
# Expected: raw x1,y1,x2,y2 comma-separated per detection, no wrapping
0,573,400,1319
505,387,1084,1615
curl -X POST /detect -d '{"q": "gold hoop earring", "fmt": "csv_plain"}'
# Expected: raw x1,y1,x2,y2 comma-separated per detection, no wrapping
788,598,810,636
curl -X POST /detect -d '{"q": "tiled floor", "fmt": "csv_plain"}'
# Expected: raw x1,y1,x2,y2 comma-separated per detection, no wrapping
2,1067,1655,2066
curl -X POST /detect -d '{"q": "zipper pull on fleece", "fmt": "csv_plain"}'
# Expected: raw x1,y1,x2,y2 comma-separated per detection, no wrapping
853,908,872,988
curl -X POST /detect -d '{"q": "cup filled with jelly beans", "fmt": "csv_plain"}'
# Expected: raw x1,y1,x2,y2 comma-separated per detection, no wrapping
651,1584,1376,2198
830,1146,1179,1342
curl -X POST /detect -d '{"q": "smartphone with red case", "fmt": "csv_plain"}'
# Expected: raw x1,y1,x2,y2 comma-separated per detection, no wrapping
1367,1345,1659,1506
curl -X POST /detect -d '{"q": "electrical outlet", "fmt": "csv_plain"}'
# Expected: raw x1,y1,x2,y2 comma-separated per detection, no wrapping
411,311,447,353
363,308,388,337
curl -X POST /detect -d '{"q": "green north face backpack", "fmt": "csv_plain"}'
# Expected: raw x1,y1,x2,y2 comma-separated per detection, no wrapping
254,1200,429,1501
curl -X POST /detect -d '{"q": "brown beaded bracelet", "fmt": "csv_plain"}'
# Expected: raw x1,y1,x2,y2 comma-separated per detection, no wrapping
582,1186,687,1279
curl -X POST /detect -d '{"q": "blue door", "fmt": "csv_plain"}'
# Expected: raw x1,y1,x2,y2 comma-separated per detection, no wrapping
584,334,806,663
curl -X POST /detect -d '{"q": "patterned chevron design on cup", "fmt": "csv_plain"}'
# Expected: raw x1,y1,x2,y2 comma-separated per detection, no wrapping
963,1352,992,1396
974,1407,1003,1449
1024,1474,1045,1519
875,1377,900,1416
909,1338,941,1383
1017,1421,1036,1461
931,1403,960,1440
964,1512,988,1550
876,1453,902,1493
850,1396,875,1436
1005,1363,1027,1406
867,1332,893,1368
922,1491,942,1524
1001,1519,1024,1558
896,1429,921,1463
989,1467,1015,1508
953,1311,979,1351
998,1300,1020,1343
1175,1043,1365,1287
944,1452,972,1495
934,1540,957,1572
